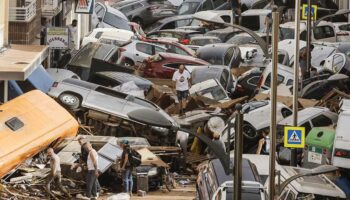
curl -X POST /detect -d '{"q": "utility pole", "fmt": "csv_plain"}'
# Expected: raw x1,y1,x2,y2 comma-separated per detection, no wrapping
291,0,301,167
306,0,312,75
234,104,243,200
269,10,279,200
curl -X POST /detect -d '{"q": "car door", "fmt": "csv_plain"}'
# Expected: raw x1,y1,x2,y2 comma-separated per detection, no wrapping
134,42,155,63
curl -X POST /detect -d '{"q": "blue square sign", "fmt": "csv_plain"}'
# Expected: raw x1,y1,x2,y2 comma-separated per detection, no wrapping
284,126,305,148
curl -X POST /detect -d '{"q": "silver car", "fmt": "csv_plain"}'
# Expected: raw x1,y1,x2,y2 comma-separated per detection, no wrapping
48,78,177,127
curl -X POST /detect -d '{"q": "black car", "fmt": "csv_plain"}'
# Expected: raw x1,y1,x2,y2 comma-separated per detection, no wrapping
145,14,194,33
89,71,153,92
111,0,176,28
177,0,227,15
197,158,265,200
196,43,241,69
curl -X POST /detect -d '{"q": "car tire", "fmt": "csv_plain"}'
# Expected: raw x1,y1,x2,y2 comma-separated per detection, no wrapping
124,58,134,68
58,93,80,110
242,123,258,140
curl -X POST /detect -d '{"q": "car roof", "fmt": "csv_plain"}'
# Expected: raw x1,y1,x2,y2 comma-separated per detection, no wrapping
197,43,237,56
278,107,330,125
211,157,258,186
241,9,271,16
158,52,208,63
95,71,152,85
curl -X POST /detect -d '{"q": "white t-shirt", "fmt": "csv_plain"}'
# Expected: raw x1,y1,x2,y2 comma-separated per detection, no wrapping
172,70,191,91
87,149,99,171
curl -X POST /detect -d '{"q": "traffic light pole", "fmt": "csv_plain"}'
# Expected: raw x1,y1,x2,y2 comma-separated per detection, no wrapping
234,104,243,200
268,10,279,200
291,0,301,167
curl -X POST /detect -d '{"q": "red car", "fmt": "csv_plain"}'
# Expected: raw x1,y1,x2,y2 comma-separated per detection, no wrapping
141,52,209,78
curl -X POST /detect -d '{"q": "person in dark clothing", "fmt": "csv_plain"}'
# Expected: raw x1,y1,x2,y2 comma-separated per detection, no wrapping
120,139,133,196
229,0,241,25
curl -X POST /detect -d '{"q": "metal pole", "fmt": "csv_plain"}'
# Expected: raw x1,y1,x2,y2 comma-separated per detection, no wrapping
3,80,8,102
291,0,301,167
234,104,243,200
306,0,312,75
269,11,279,200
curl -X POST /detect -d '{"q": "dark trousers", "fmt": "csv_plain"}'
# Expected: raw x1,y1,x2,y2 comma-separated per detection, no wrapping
46,171,70,199
86,170,97,198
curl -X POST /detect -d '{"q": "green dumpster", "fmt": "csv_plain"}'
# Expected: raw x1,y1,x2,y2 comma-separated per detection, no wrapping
302,127,335,168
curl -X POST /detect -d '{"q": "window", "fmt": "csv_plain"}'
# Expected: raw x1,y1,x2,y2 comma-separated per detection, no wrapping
213,0,224,8
264,74,285,87
332,54,345,72
175,19,192,28
220,70,229,88
162,22,176,29
247,76,260,86
241,16,260,31
136,43,153,54
301,122,312,134
286,79,293,86
103,12,130,30
314,26,335,40
154,46,166,54
339,24,350,31
95,32,103,39
300,30,307,41
178,2,199,15
163,63,182,69
221,15,231,23
95,4,106,19
252,0,269,9
201,0,214,11
224,47,234,66
311,115,333,127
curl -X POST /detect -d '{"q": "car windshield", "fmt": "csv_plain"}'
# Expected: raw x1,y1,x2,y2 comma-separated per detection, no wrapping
191,38,221,46
227,36,255,45
103,12,131,30
280,27,295,40
196,85,227,101
190,19,201,26
178,2,199,15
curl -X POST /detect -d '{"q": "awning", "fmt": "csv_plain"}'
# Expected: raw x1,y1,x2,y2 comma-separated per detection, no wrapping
0,45,49,80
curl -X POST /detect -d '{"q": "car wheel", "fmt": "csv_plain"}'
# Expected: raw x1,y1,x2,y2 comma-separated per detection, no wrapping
132,17,143,27
59,93,80,109
124,58,134,68
242,123,258,140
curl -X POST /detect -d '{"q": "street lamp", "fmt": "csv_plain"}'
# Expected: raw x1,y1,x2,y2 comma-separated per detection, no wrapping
127,108,231,174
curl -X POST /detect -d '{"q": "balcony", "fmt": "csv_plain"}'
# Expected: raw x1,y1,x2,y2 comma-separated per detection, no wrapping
9,0,36,22
42,0,62,18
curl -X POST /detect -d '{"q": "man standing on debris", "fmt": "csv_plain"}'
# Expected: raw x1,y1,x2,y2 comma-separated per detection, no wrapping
228,0,241,25
86,142,99,199
172,64,191,115
120,139,133,196
46,148,71,199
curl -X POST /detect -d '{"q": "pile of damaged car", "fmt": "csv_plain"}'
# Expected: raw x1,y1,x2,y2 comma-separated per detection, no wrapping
1,0,350,200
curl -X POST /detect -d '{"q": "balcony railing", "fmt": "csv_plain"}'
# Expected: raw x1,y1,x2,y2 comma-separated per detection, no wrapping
9,0,36,22
42,0,62,18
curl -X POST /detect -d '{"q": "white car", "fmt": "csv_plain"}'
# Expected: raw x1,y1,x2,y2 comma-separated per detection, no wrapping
333,22,350,42
189,79,230,103
117,40,166,67
81,28,134,47
332,110,350,169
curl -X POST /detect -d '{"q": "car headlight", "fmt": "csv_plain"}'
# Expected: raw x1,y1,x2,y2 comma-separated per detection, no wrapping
147,167,158,176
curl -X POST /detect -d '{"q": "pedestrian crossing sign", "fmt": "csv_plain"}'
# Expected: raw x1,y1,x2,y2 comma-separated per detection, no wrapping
284,126,305,148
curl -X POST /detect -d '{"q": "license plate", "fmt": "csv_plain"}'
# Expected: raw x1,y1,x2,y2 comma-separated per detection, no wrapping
308,151,322,164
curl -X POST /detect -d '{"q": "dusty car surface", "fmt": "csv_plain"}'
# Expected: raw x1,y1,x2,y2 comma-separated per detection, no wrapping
147,29,202,44
81,28,134,47
0,90,79,178
145,14,194,33
141,52,209,78
48,78,176,126
196,43,241,69
188,35,221,51
189,79,230,102
90,71,153,92
93,2,131,30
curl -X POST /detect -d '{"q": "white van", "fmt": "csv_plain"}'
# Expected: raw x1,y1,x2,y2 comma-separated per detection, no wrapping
280,21,337,43
332,110,350,169
81,28,134,47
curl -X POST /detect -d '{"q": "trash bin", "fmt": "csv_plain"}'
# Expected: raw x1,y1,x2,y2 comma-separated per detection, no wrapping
302,127,335,168
137,174,149,192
